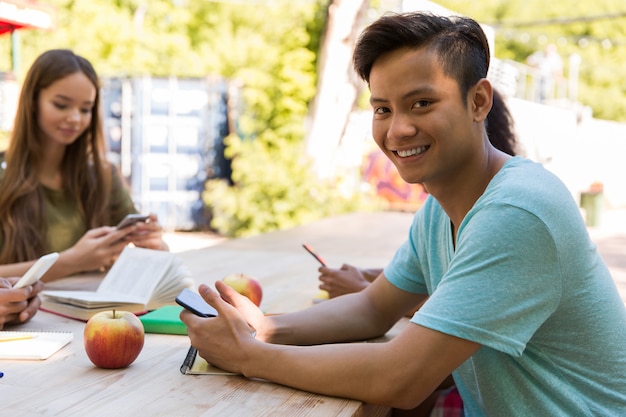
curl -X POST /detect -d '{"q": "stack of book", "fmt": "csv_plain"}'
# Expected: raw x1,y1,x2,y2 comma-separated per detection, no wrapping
41,246,195,321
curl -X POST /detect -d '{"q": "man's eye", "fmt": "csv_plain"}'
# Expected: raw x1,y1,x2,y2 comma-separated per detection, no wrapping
374,107,390,114
413,100,431,108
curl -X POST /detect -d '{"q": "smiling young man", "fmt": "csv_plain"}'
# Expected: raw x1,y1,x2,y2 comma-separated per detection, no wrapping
181,12,626,416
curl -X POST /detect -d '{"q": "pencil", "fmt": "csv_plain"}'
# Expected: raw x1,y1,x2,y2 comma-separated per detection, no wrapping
302,243,327,267
0,334,35,342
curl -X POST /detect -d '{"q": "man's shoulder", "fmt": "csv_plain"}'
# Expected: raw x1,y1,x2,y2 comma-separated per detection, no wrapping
483,157,581,225
496,157,566,196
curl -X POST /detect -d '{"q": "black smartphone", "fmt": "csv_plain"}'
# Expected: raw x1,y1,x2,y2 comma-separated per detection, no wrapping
176,288,218,317
116,213,150,229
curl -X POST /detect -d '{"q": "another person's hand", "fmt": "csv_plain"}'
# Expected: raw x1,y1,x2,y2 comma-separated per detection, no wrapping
126,213,169,251
0,277,44,329
61,226,133,274
318,264,382,298
180,282,264,374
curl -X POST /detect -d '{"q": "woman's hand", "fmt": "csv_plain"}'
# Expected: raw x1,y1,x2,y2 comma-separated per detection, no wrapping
59,226,132,275
318,264,375,298
45,214,167,281
0,277,44,329
126,213,169,251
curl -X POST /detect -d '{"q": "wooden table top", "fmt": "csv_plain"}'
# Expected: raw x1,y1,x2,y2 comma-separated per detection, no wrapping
1,211,414,417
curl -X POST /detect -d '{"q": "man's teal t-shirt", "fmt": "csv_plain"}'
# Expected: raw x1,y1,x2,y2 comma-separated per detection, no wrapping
385,157,626,416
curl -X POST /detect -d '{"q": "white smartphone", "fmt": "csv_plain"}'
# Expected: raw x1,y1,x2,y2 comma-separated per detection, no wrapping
116,213,150,229
13,252,60,289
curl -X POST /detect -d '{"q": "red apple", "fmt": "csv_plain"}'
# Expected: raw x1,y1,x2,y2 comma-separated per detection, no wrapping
222,273,263,306
84,310,145,369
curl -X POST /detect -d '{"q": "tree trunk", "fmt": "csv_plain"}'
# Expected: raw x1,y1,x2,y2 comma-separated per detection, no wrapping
305,0,369,179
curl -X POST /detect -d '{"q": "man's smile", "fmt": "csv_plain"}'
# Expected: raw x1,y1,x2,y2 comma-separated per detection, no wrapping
395,145,430,158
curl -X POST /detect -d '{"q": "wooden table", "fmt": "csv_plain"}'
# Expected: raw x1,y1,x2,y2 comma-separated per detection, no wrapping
1,211,414,417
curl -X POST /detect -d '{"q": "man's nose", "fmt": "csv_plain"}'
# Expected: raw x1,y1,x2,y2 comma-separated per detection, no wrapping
388,112,417,140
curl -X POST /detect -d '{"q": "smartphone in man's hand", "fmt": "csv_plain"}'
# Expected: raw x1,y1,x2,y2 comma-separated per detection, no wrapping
176,288,218,317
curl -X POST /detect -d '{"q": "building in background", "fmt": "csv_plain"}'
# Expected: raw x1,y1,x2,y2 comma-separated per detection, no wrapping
101,76,234,231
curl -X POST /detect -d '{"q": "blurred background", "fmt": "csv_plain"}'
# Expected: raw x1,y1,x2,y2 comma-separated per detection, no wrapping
1,0,625,237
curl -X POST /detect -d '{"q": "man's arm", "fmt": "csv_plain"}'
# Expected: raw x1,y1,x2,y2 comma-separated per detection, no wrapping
182,277,479,409
244,321,479,410
264,274,416,345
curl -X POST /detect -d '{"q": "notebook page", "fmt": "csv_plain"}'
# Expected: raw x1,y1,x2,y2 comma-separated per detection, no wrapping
0,330,73,360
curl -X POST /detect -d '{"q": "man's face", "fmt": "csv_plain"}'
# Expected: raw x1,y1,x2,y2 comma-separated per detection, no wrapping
368,47,480,188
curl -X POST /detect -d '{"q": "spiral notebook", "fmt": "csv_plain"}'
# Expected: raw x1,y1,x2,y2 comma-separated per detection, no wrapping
0,330,73,360
180,346,237,375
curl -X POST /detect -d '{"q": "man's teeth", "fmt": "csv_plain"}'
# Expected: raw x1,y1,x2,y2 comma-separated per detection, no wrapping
397,146,428,157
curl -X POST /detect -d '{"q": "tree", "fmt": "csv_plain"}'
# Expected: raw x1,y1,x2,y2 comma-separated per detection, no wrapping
200,0,375,237
304,0,370,180
437,0,626,121
0,0,376,237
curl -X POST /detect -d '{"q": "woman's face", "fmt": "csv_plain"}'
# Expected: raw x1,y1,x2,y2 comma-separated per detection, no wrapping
36,71,96,148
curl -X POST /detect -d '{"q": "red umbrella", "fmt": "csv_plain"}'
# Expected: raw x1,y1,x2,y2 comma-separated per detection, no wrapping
0,0,56,76
0,0,56,35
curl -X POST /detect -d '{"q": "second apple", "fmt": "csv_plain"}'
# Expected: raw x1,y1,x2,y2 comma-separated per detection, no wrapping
221,273,263,306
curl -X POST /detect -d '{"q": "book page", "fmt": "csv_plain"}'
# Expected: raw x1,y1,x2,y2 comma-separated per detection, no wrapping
41,298,148,321
148,261,195,306
96,246,175,303
41,247,193,312
39,291,145,307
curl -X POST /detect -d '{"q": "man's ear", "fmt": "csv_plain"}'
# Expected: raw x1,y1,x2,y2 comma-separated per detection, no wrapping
470,78,493,123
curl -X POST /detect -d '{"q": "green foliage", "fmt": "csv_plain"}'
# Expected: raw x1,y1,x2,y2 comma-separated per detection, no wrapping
205,134,373,238
0,130,9,151
0,0,203,77
200,0,376,237
0,0,377,237
437,0,626,121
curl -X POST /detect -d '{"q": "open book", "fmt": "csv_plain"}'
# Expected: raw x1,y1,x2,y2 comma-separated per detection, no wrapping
41,246,195,321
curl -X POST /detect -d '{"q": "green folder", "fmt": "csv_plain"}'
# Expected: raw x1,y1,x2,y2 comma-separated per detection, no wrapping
140,305,188,335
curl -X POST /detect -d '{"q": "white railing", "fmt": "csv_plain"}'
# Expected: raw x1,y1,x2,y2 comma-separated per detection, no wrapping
489,56,580,107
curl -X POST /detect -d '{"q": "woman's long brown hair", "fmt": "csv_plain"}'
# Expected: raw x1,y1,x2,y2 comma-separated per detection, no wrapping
0,49,112,263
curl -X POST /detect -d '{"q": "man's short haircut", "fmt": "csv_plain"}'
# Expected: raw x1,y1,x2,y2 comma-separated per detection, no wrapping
353,12,490,102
